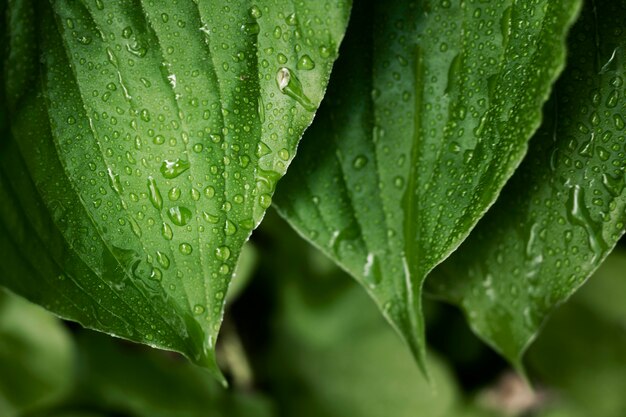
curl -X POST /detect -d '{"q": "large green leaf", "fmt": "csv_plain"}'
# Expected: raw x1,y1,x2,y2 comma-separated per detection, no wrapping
274,0,580,370
0,0,350,379
429,0,626,366
0,290,74,417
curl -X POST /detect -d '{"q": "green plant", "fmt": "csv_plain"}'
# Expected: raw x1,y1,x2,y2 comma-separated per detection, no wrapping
1,0,625,416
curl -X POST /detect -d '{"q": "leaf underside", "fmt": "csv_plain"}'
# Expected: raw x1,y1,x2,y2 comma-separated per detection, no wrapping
0,0,350,379
429,0,626,365
274,0,581,371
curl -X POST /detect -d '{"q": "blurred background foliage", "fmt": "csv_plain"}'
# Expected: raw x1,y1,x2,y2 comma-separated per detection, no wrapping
1,210,624,417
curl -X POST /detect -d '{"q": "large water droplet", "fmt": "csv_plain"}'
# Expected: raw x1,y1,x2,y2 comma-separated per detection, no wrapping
168,206,192,226
160,159,190,179
566,185,608,262
215,246,231,261
276,67,316,111
147,177,163,209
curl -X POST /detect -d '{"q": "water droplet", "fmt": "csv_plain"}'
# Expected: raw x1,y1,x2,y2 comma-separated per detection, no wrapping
168,206,192,226
129,217,142,238
147,177,163,209
150,268,162,281
249,5,262,19
256,141,272,157
191,188,201,201
278,148,290,160
363,252,382,287
353,155,368,169
160,159,190,179
77,35,92,45
285,12,297,26
215,246,231,261
161,223,174,240
193,304,205,315
203,212,219,224
273,26,282,39
156,251,170,269
602,172,625,197
224,219,237,236
259,193,272,209
168,187,181,201
204,186,216,198
296,54,315,70
179,243,193,255
122,26,133,39
567,185,608,262
319,45,331,58
276,67,315,111
107,168,122,194
606,90,620,108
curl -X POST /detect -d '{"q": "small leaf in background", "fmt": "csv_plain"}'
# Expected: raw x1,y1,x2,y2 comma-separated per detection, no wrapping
226,242,259,304
63,331,274,417
0,0,350,378
274,0,580,370
248,213,463,417
0,292,274,417
527,247,626,417
0,290,74,417
429,0,626,366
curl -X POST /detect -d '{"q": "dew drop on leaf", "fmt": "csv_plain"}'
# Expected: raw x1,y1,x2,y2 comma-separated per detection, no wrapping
160,159,190,179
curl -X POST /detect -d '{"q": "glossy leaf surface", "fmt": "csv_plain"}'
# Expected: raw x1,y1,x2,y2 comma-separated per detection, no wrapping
0,0,350,378
274,0,580,369
430,0,626,365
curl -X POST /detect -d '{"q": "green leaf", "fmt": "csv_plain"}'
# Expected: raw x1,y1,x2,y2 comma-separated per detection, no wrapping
429,0,626,366
251,214,460,417
574,246,626,325
527,249,626,417
274,0,580,371
0,290,74,417
226,242,259,304
0,0,350,379
63,331,274,417
268,285,460,417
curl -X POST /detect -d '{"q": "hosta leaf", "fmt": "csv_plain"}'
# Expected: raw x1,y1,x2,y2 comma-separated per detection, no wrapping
429,0,626,365
0,0,350,379
527,249,626,417
274,0,580,370
0,290,74,417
